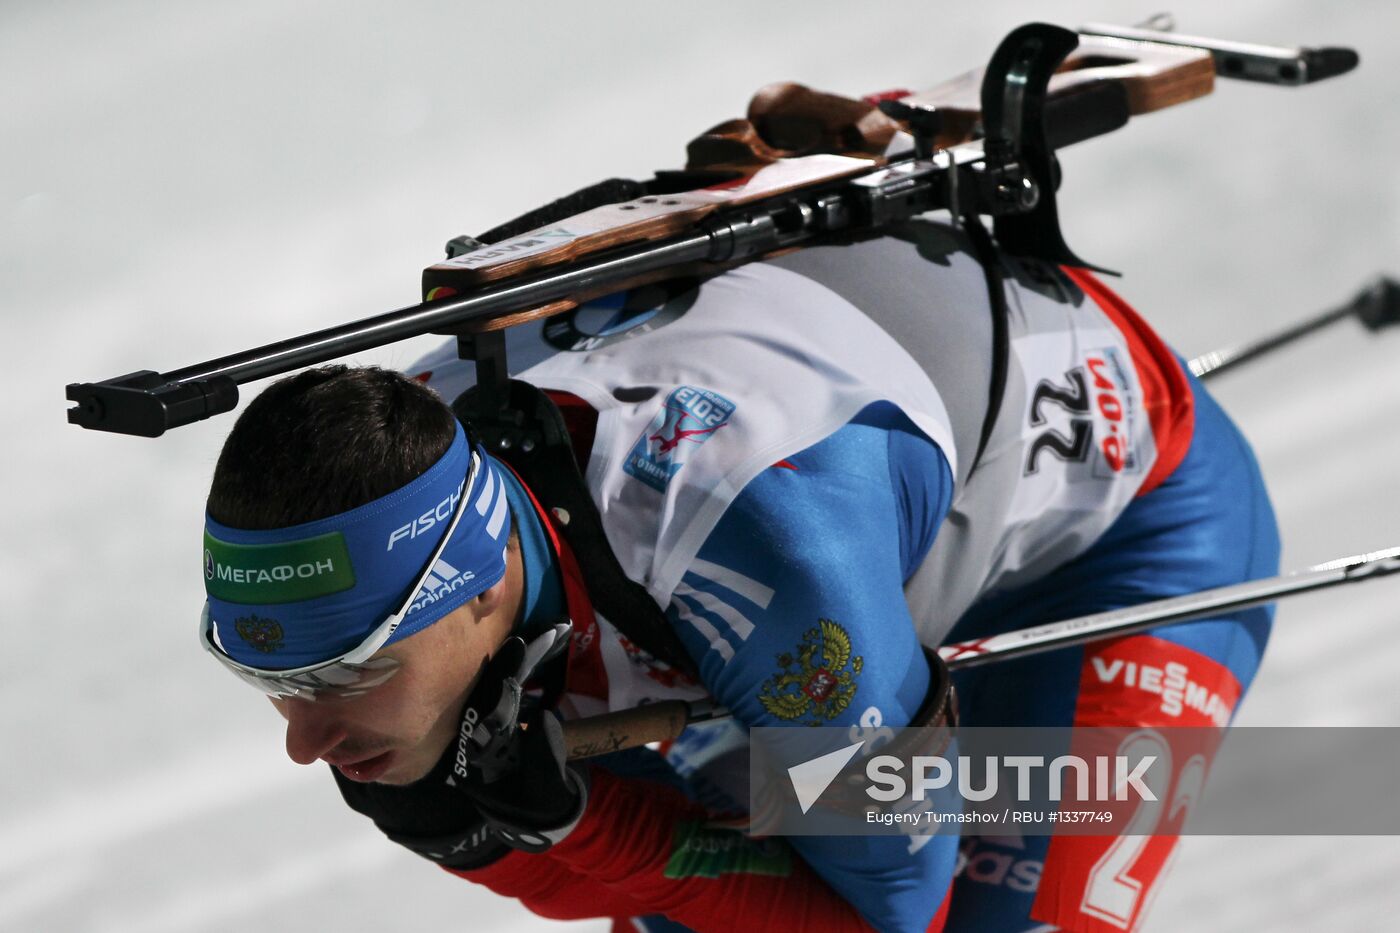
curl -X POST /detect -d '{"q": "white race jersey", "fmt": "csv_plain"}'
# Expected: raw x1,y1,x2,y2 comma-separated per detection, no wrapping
413,216,1193,714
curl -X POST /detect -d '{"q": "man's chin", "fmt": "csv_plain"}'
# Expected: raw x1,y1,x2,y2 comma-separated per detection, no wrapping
370,753,438,786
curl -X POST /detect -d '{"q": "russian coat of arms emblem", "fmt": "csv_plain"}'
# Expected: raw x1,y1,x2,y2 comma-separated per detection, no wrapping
758,619,864,725
234,615,285,654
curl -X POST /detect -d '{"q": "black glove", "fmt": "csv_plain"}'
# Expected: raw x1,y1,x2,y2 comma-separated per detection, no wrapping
334,622,582,867
446,621,588,852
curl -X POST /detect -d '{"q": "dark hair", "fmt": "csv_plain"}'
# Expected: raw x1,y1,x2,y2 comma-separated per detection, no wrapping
207,366,458,529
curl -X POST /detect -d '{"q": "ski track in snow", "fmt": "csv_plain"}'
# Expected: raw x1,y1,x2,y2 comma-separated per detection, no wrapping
4,1,1396,930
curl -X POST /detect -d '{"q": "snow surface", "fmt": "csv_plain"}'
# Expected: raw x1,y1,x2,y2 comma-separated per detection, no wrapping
4,1,1397,929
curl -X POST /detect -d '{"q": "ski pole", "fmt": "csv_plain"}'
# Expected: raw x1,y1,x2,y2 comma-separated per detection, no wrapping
561,545,1400,758
1191,275,1399,379
938,545,1400,668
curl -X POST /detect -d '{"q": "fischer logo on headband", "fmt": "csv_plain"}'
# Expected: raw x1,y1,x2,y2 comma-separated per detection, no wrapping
202,423,512,669
387,484,463,551
402,466,510,613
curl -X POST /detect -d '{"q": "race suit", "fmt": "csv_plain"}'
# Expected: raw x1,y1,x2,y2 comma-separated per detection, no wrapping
402,216,1278,932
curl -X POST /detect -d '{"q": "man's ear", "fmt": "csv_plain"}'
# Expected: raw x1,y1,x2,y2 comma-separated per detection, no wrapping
473,571,508,617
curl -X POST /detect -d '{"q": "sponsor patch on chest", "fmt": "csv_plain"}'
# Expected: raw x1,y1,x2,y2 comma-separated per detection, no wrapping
623,386,736,492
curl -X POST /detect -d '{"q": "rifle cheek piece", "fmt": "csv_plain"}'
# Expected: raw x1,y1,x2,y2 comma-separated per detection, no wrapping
66,372,239,438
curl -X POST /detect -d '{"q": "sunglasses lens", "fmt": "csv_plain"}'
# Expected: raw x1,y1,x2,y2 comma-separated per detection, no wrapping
224,655,401,699
201,608,402,699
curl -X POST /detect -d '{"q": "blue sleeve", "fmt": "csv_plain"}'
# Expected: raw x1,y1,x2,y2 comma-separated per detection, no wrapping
668,402,958,933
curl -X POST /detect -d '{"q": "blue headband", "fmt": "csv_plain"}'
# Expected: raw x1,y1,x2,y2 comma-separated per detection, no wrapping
203,422,512,669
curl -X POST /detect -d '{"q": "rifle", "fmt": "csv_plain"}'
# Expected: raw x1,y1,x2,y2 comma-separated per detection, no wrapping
64,21,1358,438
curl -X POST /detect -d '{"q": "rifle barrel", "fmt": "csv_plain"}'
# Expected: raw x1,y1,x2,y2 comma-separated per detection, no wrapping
166,231,716,386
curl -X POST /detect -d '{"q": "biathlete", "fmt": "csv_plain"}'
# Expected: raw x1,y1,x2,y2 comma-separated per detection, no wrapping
199,215,1276,932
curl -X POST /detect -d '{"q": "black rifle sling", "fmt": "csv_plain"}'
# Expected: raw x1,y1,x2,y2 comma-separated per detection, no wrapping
453,380,700,681
961,217,1011,477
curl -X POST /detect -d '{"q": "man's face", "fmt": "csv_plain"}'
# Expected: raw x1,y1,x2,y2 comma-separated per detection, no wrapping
269,586,513,786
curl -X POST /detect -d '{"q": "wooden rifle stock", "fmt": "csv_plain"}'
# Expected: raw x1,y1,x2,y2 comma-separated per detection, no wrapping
422,32,1216,297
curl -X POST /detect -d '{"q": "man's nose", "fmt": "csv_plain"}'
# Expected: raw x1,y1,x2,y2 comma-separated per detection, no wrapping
280,698,349,766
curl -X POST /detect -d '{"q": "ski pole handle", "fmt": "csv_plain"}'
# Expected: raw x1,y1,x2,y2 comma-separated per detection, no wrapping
561,700,692,761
